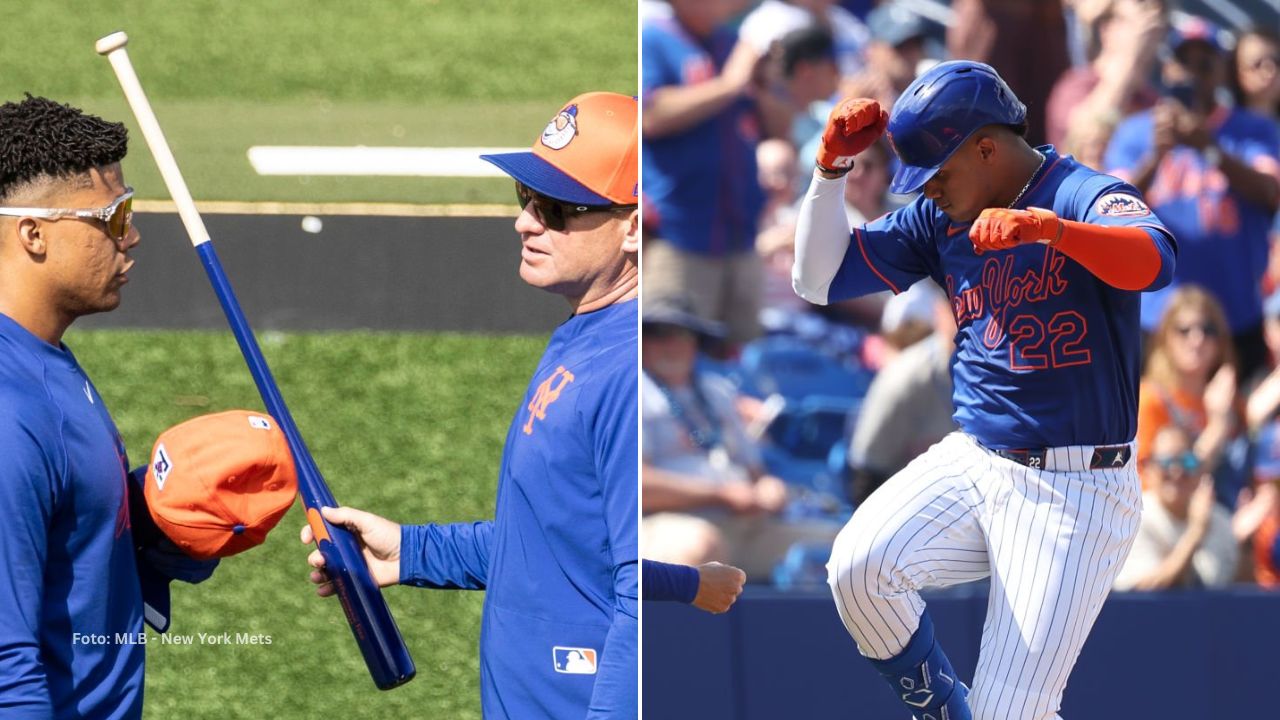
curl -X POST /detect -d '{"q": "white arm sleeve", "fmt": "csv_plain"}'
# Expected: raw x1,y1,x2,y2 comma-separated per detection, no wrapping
793,169,854,306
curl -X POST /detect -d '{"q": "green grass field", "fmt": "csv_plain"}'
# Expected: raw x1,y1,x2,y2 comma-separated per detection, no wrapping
65,328,549,718
5,2,631,714
0,0,637,203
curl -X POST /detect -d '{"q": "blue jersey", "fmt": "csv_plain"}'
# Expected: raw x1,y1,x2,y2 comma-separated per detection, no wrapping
400,299,638,719
828,147,1175,449
642,17,764,256
1106,106,1280,332
0,313,144,719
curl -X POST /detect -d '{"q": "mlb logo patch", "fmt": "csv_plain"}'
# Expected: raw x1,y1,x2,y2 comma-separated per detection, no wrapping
1095,193,1150,217
552,646,598,675
152,444,173,491
247,415,273,431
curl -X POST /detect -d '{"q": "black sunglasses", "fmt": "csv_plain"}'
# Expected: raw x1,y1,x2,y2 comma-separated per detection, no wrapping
515,182,635,232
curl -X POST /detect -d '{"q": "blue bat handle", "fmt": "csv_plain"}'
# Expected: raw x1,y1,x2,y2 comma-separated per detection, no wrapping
196,242,416,690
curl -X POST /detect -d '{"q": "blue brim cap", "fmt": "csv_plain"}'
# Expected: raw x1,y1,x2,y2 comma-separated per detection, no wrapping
480,151,614,206
889,161,940,195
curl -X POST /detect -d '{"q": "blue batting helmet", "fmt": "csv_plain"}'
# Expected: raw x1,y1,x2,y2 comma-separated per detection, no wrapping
886,60,1026,194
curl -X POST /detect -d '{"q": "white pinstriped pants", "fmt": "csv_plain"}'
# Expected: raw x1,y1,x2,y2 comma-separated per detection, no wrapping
827,432,1142,720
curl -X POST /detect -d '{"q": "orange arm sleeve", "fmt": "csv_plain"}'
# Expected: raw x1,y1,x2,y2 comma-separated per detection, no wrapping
1048,221,1169,291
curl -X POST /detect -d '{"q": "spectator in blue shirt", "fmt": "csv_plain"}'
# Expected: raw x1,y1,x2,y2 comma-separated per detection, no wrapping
1105,15,1280,379
643,0,771,347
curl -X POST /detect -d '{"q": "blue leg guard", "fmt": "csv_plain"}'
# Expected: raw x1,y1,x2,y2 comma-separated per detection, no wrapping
865,611,971,720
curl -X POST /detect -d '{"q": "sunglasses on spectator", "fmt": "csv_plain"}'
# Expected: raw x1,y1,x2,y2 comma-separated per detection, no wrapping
515,182,636,232
1150,451,1200,473
1174,322,1219,338
0,188,134,245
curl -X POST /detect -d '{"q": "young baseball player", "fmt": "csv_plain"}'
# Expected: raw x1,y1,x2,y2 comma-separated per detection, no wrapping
302,92,638,719
0,97,293,718
794,61,1177,719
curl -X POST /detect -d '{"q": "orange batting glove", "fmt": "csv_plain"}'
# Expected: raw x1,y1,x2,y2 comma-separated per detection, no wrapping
968,207,1064,254
816,98,888,174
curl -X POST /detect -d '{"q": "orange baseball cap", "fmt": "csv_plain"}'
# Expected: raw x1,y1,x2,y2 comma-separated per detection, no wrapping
144,410,298,560
480,91,638,205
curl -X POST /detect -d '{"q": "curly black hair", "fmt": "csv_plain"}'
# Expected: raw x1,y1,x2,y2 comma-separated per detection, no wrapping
0,94,128,201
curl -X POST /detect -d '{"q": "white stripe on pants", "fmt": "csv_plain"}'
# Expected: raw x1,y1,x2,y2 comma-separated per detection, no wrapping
827,432,1142,720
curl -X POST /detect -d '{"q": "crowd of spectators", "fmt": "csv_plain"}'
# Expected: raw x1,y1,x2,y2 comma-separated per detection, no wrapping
641,0,1280,589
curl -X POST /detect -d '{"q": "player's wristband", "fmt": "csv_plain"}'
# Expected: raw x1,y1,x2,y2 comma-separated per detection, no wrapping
815,160,853,177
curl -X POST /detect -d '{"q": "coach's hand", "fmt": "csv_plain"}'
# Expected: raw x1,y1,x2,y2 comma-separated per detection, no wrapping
817,97,888,176
301,506,401,597
969,207,1063,254
692,562,747,614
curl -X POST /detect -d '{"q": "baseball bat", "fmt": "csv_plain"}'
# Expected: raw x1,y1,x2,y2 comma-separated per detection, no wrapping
95,31,416,691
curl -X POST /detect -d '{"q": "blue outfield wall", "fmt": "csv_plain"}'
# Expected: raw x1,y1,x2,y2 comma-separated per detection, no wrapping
643,587,1280,719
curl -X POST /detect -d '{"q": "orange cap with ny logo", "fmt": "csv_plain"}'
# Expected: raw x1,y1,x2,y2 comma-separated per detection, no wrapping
480,92,638,206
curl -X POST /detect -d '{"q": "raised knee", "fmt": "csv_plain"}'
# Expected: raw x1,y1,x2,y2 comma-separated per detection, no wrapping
826,522,895,596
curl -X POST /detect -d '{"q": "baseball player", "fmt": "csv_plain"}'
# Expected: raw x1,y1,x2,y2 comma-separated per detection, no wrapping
794,61,1177,719
302,92,638,719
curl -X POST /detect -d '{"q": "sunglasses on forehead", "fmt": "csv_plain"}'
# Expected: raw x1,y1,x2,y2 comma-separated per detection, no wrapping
0,188,134,244
515,182,636,232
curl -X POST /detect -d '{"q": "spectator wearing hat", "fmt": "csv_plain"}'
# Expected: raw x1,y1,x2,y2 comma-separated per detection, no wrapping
1114,425,1239,590
841,2,934,111
643,0,772,346
303,92,639,718
1045,0,1166,169
738,0,871,80
847,280,957,504
1106,14,1280,380
641,299,840,580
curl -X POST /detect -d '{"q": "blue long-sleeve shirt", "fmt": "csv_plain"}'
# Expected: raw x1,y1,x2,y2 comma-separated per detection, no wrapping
642,561,699,604
401,299,639,719
0,313,144,719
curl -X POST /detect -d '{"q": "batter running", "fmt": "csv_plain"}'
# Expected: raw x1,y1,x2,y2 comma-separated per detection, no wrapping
794,61,1176,720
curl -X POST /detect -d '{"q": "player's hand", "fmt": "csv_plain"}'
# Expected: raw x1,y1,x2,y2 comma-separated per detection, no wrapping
301,506,402,596
691,562,747,614
969,207,1063,254
817,97,888,174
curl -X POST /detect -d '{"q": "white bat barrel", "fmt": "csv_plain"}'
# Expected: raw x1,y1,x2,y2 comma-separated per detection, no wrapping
96,32,211,247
